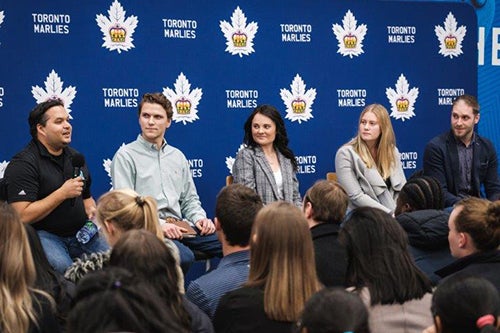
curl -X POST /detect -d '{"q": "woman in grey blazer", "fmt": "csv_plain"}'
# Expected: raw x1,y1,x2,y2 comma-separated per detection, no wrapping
232,105,302,207
335,104,405,214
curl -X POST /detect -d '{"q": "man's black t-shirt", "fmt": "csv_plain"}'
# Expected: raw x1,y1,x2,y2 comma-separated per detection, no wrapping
5,140,91,236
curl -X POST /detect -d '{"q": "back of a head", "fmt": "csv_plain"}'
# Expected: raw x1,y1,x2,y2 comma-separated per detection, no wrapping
248,201,320,321
304,180,348,223
215,183,263,247
299,288,371,333
397,175,444,213
453,198,500,252
339,207,432,305
108,229,191,330
67,266,186,333
96,188,162,239
109,229,179,296
432,275,500,333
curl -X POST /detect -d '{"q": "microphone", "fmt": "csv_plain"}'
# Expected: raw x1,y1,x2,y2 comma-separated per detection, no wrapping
71,153,85,206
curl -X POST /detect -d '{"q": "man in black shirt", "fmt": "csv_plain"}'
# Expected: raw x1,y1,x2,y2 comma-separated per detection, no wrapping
5,99,108,273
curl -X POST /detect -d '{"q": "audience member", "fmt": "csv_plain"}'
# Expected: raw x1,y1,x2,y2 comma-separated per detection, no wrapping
394,176,454,284
303,180,348,287
67,266,186,333
296,287,371,333
335,103,406,214
423,275,500,333
109,229,214,333
4,99,108,273
65,188,183,292
232,104,302,206
339,206,433,333
186,184,263,318
435,197,500,290
111,92,221,272
25,224,75,329
213,201,321,333
0,201,60,333
423,94,500,207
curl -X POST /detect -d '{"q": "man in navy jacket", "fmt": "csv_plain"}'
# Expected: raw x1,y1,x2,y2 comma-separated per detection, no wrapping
423,94,500,207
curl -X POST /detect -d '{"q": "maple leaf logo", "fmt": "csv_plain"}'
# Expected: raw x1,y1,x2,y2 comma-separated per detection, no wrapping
96,0,138,54
103,158,113,189
103,143,125,190
0,160,9,178
163,73,203,125
225,144,246,174
435,12,466,59
0,11,5,27
220,6,258,57
31,70,77,118
332,10,367,58
280,74,316,124
386,74,419,122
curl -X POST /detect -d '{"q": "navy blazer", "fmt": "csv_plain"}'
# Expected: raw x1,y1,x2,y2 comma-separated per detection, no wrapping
232,146,302,206
423,130,500,207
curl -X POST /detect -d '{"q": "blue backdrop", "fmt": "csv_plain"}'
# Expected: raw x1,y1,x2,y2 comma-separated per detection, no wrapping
0,0,477,216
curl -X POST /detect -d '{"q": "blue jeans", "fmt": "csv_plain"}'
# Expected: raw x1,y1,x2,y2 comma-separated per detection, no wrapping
37,230,110,274
173,232,222,274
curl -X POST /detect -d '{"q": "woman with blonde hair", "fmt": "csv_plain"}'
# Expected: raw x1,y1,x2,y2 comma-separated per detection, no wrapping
213,201,321,333
0,201,60,333
64,189,183,290
335,104,406,214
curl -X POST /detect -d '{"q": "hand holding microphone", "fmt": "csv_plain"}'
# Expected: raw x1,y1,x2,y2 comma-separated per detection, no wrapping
70,153,85,206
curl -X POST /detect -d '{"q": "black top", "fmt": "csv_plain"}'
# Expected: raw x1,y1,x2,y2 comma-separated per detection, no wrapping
5,140,91,236
29,292,61,333
435,250,500,291
213,286,293,333
182,296,215,333
310,223,347,287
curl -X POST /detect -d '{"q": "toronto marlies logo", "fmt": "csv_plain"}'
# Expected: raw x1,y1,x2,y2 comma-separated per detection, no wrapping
435,12,466,59
163,73,203,125
220,6,258,57
332,10,367,58
280,74,316,124
225,144,246,174
96,0,138,54
31,70,77,117
386,74,419,122
103,143,125,190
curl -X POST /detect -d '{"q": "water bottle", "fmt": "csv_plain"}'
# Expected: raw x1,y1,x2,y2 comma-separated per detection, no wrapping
76,220,98,244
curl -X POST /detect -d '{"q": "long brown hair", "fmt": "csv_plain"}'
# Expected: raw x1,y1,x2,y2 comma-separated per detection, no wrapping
247,201,321,321
0,202,52,333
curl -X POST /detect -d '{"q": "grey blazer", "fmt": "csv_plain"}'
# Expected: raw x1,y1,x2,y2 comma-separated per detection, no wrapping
232,146,302,207
335,145,406,214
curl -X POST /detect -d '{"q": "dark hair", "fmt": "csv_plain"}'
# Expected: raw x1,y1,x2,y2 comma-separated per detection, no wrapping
243,104,298,170
454,197,500,251
432,275,500,333
25,224,74,327
298,287,371,333
28,98,65,139
453,94,480,115
215,184,263,247
109,229,191,331
396,176,444,215
304,180,348,224
339,207,432,305
138,92,173,119
67,267,186,333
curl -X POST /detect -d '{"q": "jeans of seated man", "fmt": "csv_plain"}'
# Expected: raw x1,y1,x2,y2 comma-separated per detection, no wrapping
38,230,110,274
173,232,222,275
